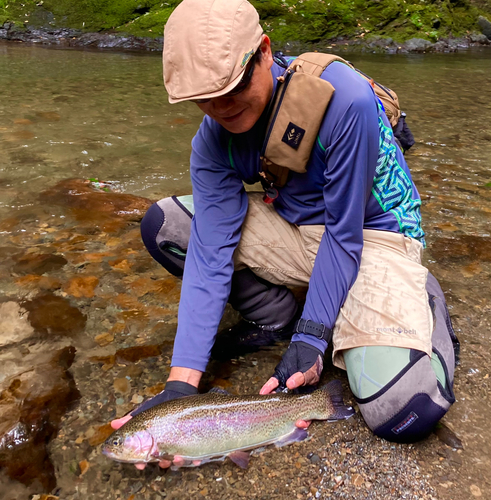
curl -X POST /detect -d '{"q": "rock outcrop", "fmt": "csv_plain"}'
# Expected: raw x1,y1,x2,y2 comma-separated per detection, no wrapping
0,346,80,492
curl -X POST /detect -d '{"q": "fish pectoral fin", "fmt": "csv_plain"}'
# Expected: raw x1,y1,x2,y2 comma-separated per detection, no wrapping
228,451,251,469
274,427,309,448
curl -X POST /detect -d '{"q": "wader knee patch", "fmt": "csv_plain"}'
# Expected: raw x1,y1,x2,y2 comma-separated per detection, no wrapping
354,352,455,442
140,196,192,277
373,393,447,443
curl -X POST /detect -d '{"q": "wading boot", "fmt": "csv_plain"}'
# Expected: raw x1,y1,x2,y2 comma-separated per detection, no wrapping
211,268,300,361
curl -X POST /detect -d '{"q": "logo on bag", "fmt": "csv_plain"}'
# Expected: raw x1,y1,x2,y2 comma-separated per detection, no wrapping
281,122,305,150
376,326,417,335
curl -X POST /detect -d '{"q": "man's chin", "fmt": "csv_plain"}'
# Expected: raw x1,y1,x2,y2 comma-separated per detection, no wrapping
215,109,256,134
220,119,255,134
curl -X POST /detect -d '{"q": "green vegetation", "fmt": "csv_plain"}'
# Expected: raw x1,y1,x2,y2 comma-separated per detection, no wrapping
255,0,490,44
0,0,490,44
0,0,179,33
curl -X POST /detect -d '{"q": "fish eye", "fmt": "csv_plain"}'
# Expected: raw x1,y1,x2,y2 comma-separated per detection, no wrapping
112,436,123,446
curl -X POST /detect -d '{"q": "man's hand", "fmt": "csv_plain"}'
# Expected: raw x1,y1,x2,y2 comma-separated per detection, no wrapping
260,341,324,394
110,368,202,470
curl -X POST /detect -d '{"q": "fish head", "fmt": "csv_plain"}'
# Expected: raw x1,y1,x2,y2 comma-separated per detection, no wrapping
102,429,156,463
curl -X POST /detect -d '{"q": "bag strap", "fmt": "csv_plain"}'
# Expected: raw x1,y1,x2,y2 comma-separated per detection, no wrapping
288,53,354,77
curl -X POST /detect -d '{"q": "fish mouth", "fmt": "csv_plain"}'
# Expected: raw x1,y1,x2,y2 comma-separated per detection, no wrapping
102,446,151,464
101,446,128,461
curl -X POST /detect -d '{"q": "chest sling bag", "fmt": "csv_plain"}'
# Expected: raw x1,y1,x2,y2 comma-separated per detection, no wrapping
260,52,414,199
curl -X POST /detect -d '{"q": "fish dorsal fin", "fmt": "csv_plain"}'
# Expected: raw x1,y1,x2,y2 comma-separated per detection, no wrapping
228,451,250,469
207,387,231,396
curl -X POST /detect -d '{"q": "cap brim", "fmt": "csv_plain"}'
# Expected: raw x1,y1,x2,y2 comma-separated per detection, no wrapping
167,64,249,104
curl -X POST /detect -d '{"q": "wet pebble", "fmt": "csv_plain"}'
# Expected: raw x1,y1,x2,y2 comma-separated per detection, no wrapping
308,453,321,464
470,485,482,497
87,424,114,447
35,111,61,121
63,276,100,298
115,344,163,364
39,276,63,291
121,365,144,378
113,377,131,394
95,332,115,347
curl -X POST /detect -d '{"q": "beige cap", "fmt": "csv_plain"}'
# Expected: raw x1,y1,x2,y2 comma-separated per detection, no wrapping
163,0,263,103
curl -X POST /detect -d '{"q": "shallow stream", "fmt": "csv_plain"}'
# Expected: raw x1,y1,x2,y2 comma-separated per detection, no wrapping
0,42,490,500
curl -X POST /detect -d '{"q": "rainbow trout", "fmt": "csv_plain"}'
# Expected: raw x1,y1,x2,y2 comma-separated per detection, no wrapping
102,380,353,469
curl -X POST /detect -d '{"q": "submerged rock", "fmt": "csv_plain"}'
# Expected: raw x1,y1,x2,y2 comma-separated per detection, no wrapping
12,253,68,275
430,235,491,263
22,293,87,336
115,344,163,364
42,179,153,232
0,346,80,492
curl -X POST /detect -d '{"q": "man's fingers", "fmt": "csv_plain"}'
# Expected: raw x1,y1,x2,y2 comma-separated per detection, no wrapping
295,419,311,429
286,371,305,390
260,377,279,395
293,354,323,387
286,355,323,390
135,463,146,470
303,357,322,385
158,459,172,468
111,414,132,430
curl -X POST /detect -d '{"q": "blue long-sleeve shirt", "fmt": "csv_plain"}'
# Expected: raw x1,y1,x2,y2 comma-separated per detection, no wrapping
171,61,424,371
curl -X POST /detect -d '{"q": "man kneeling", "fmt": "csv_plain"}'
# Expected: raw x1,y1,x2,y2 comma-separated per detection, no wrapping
112,0,459,462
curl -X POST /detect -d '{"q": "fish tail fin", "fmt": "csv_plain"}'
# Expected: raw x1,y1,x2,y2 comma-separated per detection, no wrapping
320,380,355,421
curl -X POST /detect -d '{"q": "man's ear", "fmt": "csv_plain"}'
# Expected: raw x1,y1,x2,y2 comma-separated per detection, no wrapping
259,35,274,69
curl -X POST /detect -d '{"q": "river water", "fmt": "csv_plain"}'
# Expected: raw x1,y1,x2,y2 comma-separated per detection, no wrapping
0,42,490,500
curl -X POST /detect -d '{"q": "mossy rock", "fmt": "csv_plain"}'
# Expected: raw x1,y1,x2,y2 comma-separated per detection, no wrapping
478,14,491,37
